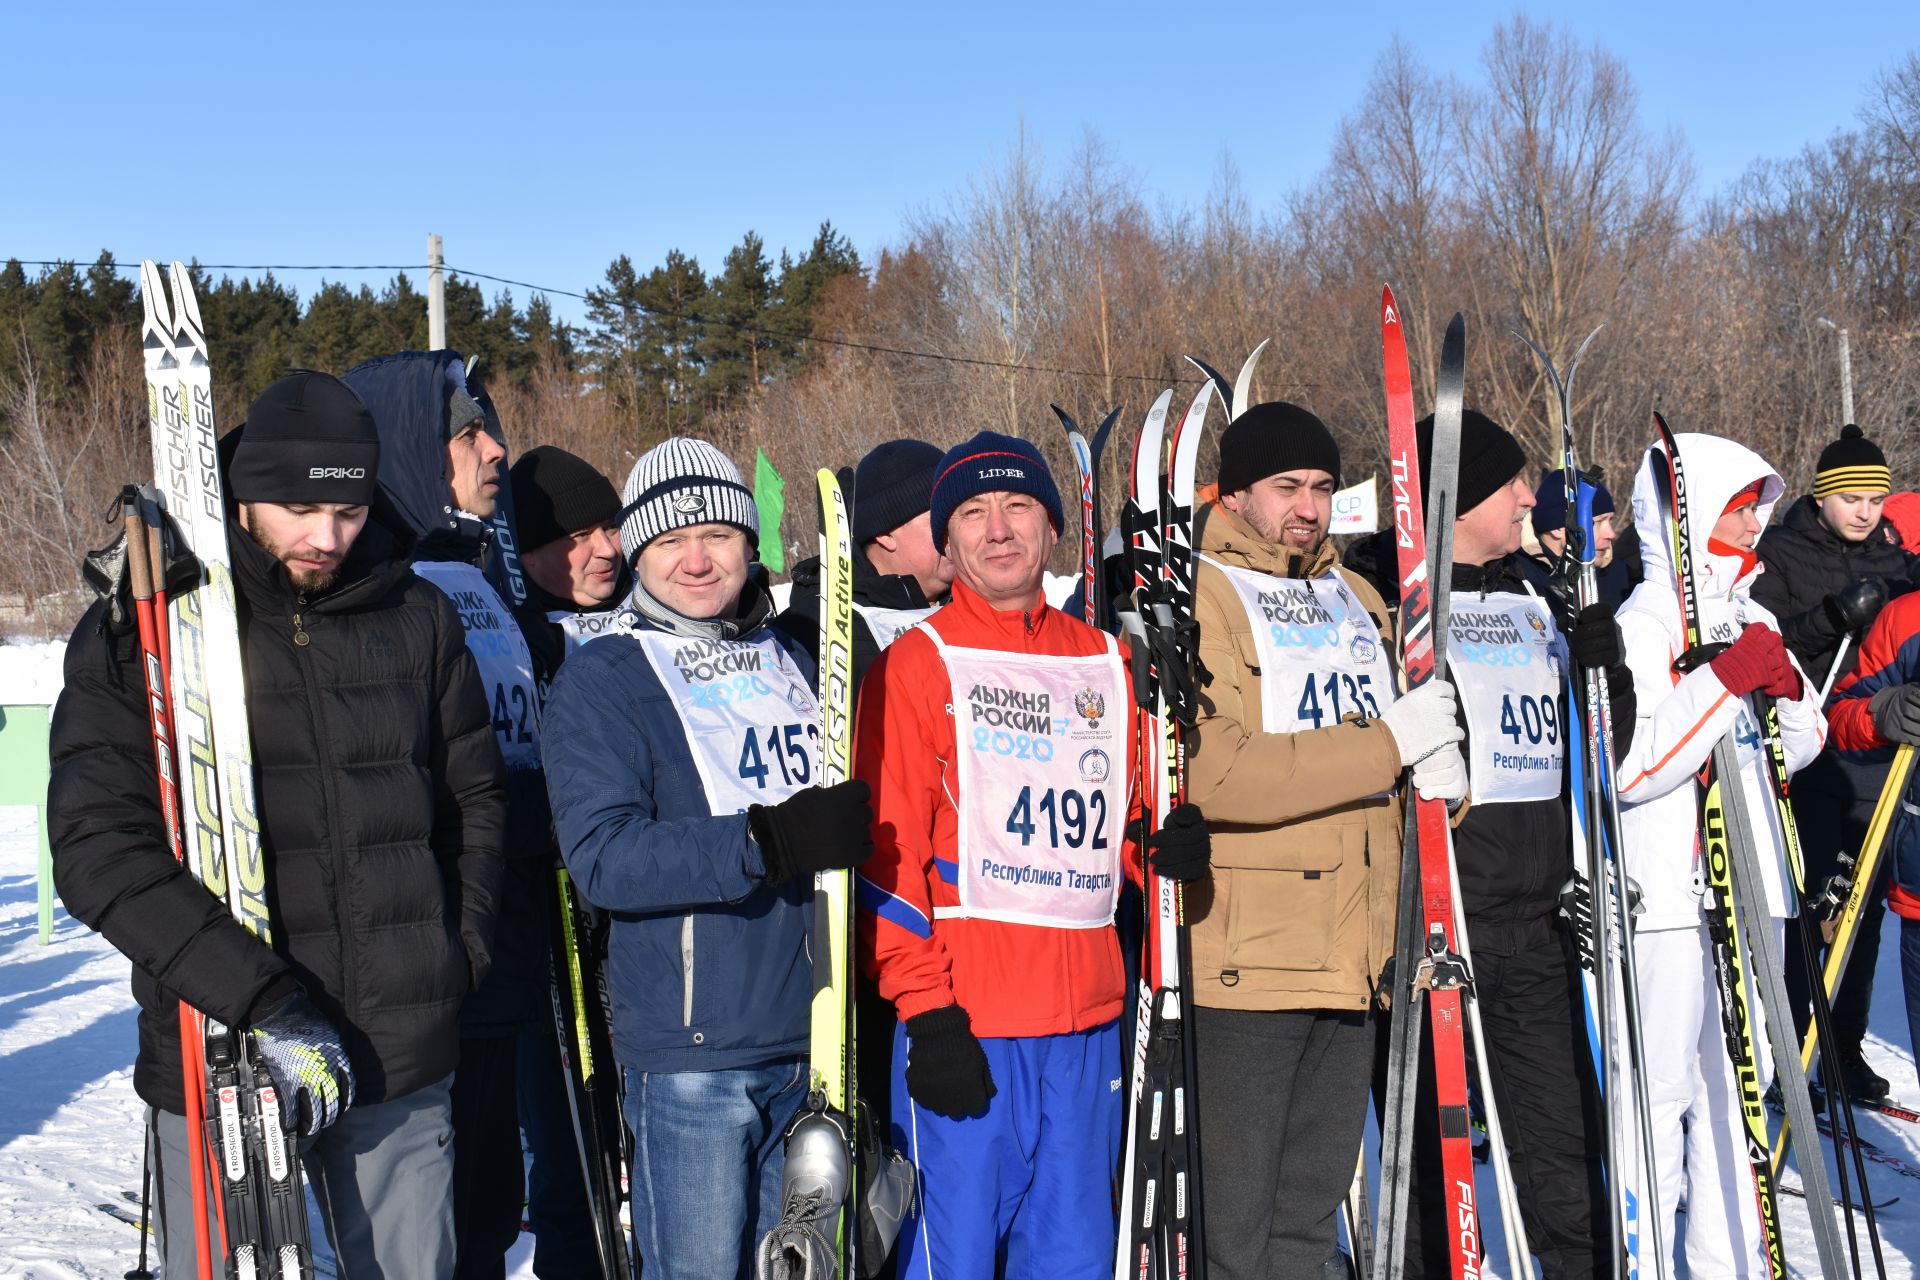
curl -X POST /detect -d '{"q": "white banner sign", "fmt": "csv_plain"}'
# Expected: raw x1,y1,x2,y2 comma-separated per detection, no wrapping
1331,476,1378,535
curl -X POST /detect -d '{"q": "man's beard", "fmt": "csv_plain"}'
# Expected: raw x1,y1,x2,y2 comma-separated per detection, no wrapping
250,525,341,594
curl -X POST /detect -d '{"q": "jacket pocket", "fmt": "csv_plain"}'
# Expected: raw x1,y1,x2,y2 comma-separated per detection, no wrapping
680,914,695,1027
1218,828,1354,974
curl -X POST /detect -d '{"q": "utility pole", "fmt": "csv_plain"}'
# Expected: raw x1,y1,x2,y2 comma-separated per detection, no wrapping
428,233,447,350
1816,316,1855,425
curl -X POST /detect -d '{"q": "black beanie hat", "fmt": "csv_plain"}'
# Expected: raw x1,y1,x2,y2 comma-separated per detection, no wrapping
852,438,943,544
228,371,381,506
1216,401,1342,493
1414,408,1528,515
510,445,622,552
1814,424,1890,498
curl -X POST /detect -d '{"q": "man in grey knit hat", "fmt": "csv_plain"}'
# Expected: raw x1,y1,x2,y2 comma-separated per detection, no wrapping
542,436,876,1278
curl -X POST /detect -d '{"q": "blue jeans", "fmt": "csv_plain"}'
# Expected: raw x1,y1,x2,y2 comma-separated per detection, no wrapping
623,1059,809,1280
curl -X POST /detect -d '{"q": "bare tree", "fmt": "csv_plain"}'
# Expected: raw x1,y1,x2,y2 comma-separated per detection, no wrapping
1456,15,1690,454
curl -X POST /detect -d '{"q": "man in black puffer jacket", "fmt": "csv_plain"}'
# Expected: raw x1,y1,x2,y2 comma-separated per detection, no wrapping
1754,424,1920,1100
50,371,506,1279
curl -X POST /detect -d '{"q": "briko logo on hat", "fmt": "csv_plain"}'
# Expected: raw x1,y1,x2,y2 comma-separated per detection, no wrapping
308,466,368,480
673,493,708,514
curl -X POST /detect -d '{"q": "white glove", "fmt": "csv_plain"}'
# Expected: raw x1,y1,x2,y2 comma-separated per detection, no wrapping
1410,743,1468,803
1379,679,1464,768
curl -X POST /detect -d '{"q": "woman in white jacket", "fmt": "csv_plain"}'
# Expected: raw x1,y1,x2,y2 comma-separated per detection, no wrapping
1613,432,1826,1277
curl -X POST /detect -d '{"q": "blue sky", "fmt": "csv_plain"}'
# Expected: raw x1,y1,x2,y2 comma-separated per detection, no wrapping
4,1,1909,325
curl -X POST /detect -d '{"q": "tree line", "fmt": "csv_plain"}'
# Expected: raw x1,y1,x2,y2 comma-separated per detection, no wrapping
2,15,1917,630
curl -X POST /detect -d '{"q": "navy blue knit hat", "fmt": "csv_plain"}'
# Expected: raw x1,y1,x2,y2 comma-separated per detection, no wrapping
929,431,1064,553
853,438,943,544
1530,467,1616,533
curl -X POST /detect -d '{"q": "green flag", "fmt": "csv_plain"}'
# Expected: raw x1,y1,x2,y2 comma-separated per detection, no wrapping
754,447,787,573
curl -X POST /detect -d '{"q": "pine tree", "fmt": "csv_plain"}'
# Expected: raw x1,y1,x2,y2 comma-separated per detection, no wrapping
702,231,776,405
583,255,652,430
769,222,863,370
634,249,708,432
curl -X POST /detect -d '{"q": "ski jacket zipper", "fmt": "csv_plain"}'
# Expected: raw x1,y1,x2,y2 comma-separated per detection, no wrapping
292,597,359,1023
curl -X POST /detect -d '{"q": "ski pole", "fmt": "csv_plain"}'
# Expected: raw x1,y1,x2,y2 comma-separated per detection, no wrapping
124,495,217,1280
1817,634,1855,707
1448,856,1533,1274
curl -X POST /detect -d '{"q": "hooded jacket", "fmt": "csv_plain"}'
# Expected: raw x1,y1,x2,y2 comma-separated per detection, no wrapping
542,572,822,1072
1612,433,1826,928
348,349,565,1038
50,490,507,1112
1183,503,1405,1012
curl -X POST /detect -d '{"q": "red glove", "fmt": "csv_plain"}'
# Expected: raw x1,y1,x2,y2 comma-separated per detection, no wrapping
1710,623,1797,699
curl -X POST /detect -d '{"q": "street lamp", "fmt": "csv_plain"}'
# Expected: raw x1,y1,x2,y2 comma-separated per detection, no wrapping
1816,316,1855,426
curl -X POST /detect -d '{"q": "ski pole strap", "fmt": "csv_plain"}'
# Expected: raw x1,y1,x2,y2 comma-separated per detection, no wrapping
1673,641,1731,675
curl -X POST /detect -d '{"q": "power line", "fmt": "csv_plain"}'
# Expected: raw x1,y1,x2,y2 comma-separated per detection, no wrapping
4,255,1325,389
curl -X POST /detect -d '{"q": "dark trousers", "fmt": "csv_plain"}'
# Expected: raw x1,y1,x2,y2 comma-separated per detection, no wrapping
1383,914,1608,1280
1901,919,1920,1080
1785,786,1889,1063
452,1036,525,1280
518,1024,604,1278
1196,1006,1373,1280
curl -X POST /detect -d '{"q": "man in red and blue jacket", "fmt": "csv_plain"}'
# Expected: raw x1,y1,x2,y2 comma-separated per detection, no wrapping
1827,590,1920,1076
855,430,1209,1278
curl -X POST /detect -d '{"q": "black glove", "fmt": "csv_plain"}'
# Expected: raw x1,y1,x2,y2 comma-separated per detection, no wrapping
248,990,356,1136
748,779,874,887
1828,577,1891,635
1146,803,1211,883
1566,602,1624,672
903,1004,997,1119
1869,685,1920,746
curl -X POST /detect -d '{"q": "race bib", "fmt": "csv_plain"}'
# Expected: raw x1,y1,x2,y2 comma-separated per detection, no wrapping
417,560,541,772
629,630,821,816
921,624,1127,929
1446,592,1565,805
1201,557,1395,733
853,602,938,652
553,604,642,650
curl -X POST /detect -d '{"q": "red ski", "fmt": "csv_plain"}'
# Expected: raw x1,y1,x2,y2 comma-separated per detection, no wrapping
1373,288,1479,1280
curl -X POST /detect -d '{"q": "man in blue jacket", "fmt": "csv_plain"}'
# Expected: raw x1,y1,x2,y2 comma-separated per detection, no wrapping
543,436,876,1280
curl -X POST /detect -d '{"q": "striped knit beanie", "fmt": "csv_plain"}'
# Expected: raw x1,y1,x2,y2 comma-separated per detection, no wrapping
1813,425,1890,498
618,437,759,563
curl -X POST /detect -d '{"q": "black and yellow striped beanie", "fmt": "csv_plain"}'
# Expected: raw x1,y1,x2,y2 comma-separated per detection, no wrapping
1814,424,1890,498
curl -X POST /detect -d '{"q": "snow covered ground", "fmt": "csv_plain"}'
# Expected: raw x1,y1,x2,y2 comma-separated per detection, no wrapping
7,628,1920,1276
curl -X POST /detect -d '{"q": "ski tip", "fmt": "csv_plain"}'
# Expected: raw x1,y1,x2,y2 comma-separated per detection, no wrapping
1381,283,1399,320
1050,403,1078,435
1182,354,1233,416
1231,337,1271,421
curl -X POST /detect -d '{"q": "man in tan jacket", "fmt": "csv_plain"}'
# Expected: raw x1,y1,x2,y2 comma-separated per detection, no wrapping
1186,400,1466,1280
